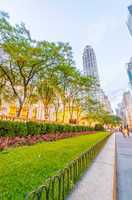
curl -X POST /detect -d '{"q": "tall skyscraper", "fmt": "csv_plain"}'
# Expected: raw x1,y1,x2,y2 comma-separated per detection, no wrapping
82,45,112,113
127,5,132,36
83,45,100,83
127,58,132,88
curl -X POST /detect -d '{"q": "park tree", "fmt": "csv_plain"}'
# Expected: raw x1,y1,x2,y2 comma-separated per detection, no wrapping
56,64,75,122
102,114,121,127
54,42,75,122
67,72,95,122
0,12,47,117
0,10,112,125
82,98,106,125
36,42,74,121
0,12,72,118
0,39,46,117
37,72,58,120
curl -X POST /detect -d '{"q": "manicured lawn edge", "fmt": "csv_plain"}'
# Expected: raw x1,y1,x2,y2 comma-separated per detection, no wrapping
26,133,110,200
0,131,96,150
0,132,109,199
0,120,102,150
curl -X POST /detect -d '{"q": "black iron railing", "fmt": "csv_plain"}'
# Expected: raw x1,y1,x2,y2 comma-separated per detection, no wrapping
24,134,110,200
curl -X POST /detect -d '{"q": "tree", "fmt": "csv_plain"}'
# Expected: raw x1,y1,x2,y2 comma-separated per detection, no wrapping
56,64,74,122
82,98,107,125
102,114,121,127
0,10,107,124
37,78,57,121
67,72,95,122
0,13,48,116
36,43,73,121
0,13,69,117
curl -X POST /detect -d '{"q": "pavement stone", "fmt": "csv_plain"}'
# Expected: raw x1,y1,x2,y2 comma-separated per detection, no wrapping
116,132,132,200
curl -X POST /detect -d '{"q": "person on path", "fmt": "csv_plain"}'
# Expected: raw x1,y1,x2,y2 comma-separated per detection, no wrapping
126,125,130,137
123,125,130,137
119,125,123,132
119,125,126,137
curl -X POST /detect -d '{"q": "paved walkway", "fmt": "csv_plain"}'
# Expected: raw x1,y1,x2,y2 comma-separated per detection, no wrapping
67,134,115,200
116,132,132,200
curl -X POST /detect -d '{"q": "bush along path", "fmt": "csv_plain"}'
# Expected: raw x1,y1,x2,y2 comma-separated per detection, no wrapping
0,121,96,137
0,120,98,150
0,132,109,200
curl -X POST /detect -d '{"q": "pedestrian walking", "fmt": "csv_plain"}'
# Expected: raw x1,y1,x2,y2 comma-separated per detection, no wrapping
120,125,126,137
123,125,130,137
123,126,127,137
126,125,130,137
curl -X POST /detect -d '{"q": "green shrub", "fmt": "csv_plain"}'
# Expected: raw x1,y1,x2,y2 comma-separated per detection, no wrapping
0,120,27,136
27,122,40,135
94,124,104,131
57,124,64,133
0,120,95,137
27,122,47,135
13,121,27,136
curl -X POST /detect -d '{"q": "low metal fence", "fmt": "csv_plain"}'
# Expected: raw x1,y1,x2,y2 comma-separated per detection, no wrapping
24,134,110,200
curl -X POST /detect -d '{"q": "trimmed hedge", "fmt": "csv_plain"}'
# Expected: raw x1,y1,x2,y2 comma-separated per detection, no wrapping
0,120,95,137
94,124,104,131
0,121,27,137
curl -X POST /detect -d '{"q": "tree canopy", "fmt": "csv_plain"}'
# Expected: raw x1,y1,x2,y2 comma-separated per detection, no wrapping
0,10,120,127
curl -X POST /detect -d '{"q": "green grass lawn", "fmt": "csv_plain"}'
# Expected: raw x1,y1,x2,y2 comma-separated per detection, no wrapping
0,132,108,199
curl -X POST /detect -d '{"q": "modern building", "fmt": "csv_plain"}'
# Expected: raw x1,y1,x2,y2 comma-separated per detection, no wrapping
82,45,100,103
117,91,132,130
127,5,132,37
127,58,132,88
82,45,113,113
83,45,100,83
127,6,132,89
100,90,113,114
116,103,124,120
123,91,132,129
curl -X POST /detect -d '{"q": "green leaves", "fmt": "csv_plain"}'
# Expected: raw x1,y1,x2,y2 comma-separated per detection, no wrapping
0,10,108,124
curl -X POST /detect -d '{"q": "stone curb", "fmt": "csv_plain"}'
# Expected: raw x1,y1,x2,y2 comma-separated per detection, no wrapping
113,133,117,200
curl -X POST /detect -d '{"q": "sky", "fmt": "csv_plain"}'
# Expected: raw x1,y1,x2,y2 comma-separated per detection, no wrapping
0,0,132,109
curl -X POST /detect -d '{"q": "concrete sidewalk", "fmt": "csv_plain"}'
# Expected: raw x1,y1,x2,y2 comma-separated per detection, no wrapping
67,134,115,200
116,132,132,200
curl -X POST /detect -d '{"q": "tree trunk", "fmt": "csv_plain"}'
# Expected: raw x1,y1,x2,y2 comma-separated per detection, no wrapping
16,101,24,117
70,105,74,121
44,105,49,121
76,111,80,124
69,99,75,122
53,101,59,122
55,110,58,122
16,88,27,118
54,105,59,122
62,103,66,123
